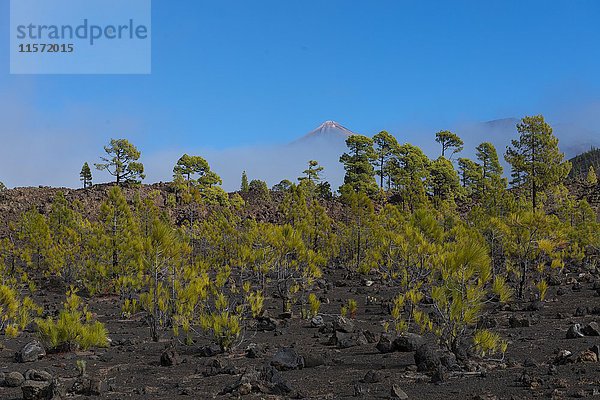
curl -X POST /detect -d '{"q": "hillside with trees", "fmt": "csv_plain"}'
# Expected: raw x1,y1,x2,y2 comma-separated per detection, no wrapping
0,115,599,400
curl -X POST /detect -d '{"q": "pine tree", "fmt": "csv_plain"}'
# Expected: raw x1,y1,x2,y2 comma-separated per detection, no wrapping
240,171,249,193
299,160,324,185
80,162,93,188
173,154,210,185
435,130,464,158
95,139,145,185
505,115,571,209
339,135,378,196
457,157,482,193
373,131,399,189
389,143,430,210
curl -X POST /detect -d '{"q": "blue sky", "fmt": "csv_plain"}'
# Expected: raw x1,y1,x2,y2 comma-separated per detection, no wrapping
1,1,600,188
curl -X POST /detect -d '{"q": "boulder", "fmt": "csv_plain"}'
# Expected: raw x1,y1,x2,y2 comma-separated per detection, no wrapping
363,369,383,383
5,371,25,387
271,348,304,371
310,315,324,328
577,349,598,363
21,380,53,400
414,344,441,373
24,370,52,382
330,331,367,349
582,322,600,336
256,317,277,331
16,341,46,363
393,333,425,352
391,384,409,399
376,334,394,353
566,324,585,339
160,348,179,366
333,316,355,333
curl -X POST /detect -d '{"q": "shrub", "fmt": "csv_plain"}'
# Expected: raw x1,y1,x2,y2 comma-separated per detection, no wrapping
308,293,321,318
0,284,42,337
36,288,109,352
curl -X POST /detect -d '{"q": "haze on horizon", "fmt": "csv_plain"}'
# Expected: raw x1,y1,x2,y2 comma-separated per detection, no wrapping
1,1,600,190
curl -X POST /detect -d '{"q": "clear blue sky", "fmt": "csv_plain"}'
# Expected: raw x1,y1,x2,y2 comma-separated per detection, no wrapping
1,1,600,187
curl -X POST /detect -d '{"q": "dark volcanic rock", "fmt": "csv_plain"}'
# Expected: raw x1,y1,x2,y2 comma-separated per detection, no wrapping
363,369,383,383
256,316,278,331
271,347,304,371
220,365,293,396
160,348,179,366
376,334,394,353
5,371,25,387
566,324,585,339
21,380,53,400
333,316,355,333
16,340,46,363
391,384,409,399
302,352,325,368
414,344,441,373
330,331,367,349
198,343,222,357
582,322,600,336
393,333,425,352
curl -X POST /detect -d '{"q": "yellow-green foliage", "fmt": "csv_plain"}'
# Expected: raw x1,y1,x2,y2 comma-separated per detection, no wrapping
36,288,108,351
473,329,508,357
308,293,321,317
0,284,42,337
247,290,264,318
347,298,358,318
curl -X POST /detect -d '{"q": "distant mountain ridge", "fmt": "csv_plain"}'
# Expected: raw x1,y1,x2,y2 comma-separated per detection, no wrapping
291,120,357,144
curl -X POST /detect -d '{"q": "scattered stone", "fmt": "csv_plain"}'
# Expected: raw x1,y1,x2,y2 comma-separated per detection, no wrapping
577,349,598,363
310,315,324,328
202,359,238,377
553,350,573,365
21,380,53,400
271,347,304,371
220,365,293,396
197,343,222,357
330,331,367,349
364,280,374,287
414,344,441,373
71,376,106,396
566,324,585,339
302,353,325,368
160,348,179,366
363,330,377,343
256,316,278,331
376,334,394,353
334,316,355,333
393,333,425,352
363,369,383,383
16,340,46,363
246,343,267,359
582,322,600,336
24,370,52,382
390,384,409,399
319,322,334,334
5,371,25,387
